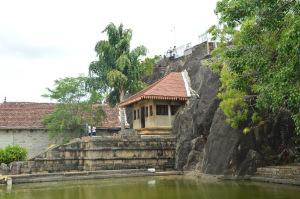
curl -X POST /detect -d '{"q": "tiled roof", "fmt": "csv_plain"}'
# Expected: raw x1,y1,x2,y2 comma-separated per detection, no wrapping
119,72,189,107
0,102,120,129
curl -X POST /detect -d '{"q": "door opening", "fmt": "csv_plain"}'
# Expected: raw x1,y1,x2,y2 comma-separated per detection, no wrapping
141,106,145,128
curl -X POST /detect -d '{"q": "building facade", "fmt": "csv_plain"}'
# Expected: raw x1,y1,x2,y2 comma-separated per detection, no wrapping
120,72,191,135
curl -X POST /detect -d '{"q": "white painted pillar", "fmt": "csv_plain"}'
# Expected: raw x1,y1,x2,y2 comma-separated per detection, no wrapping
168,105,171,126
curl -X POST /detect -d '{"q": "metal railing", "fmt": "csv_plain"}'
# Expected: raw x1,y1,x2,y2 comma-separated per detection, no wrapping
163,32,215,59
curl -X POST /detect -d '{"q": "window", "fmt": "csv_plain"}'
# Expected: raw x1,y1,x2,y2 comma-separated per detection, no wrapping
145,107,148,117
156,105,168,115
150,106,153,116
137,109,140,119
134,110,136,120
171,105,180,115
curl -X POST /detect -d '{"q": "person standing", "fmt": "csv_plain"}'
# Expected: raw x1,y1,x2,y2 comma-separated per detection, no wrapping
92,126,96,136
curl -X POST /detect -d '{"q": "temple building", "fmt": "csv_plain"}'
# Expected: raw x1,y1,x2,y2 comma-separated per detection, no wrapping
119,71,191,135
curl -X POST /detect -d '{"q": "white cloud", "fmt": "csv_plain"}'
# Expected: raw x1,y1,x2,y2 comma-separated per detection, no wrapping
0,0,218,102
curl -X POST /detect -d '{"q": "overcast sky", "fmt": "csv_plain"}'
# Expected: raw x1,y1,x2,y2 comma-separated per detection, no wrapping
0,0,218,102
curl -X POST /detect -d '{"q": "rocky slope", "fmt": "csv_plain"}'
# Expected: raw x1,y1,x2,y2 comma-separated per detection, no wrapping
152,42,299,176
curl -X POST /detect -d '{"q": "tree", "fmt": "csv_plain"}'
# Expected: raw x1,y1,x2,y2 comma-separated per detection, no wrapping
42,76,104,142
89,23,156,128
208,0,300,134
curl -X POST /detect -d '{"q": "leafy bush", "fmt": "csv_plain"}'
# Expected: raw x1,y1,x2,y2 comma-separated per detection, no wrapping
208,0,300,134
0,145,27,164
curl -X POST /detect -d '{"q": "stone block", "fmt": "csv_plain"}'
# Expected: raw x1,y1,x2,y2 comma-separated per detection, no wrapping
0,163,10,175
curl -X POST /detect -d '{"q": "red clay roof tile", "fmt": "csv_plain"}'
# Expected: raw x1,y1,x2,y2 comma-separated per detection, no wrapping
119,72,189,107
0,102,120,129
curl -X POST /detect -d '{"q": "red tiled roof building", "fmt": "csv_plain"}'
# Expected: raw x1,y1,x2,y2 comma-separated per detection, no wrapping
120,72,191,135
0,102,121,157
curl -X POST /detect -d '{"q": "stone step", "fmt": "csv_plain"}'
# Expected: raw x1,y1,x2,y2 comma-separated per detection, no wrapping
12,136,176,175
19,156,175,174
9,170,182,184
255,166,300,180
52,140,177,152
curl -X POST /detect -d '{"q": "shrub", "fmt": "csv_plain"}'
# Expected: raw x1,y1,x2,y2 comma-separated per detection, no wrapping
0,149,5,164
0,145,27,164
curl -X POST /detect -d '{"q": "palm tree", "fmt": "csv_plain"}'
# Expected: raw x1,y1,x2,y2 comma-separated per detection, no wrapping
89,23,155,129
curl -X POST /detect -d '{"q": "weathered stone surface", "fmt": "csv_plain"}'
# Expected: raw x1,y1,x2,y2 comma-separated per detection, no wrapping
164,42,269,175
236,149,263,175
201,108,242,174
5,136,176,175
172,44,220,170
10,162,23,175
0,163,9,175
183,137,206,171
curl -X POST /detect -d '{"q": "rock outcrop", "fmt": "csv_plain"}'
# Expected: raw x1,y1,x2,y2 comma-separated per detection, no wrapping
172,43,220,170
162,41,298,176
201,108,262,175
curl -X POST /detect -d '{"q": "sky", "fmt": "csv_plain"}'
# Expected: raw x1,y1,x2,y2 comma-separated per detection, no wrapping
0,0,218,102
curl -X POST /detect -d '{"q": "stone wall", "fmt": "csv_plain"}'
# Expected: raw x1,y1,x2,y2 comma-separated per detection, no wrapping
0,128,121,159
6,136,176,175
0,129,50,158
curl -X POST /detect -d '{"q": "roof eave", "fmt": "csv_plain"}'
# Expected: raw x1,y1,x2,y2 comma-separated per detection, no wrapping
119,96,190,107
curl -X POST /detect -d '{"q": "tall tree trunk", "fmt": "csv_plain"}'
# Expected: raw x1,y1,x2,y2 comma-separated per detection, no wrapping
119,90,126,130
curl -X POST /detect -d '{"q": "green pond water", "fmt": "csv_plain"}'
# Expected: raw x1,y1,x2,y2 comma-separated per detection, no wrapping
0,176,300,199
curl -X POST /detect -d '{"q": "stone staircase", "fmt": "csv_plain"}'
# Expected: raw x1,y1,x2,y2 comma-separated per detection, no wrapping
251,164,300,185
9,169,182,184
8,136,176,175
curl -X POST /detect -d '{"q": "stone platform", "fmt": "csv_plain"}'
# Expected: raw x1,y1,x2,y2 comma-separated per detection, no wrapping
6,136,176,175
5,169,182,184
250,165,300,185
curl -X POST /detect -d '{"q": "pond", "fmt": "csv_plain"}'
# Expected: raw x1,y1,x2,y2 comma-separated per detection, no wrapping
0,176,299,199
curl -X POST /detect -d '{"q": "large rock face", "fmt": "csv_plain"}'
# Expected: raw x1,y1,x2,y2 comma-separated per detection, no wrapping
168,42,271,175
201,108,241,174
172,43,220,170
146,42,297,176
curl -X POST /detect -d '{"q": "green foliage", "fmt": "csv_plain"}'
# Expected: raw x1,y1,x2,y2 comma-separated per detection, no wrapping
43,76,105,141
251,112,262,125
89,23,158,106
209,0,300,133
42,76,89,103
0,145,27,164
243,127,250,135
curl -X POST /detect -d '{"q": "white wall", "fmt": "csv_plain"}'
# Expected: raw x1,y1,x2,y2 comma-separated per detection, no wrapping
0,129,51,158
132,100,184,130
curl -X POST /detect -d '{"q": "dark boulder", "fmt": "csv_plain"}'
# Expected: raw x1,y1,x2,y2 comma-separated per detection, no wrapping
201,108,262,175
236,149,263,175
173,54,220,170
201,108,242,174
183,137,206,170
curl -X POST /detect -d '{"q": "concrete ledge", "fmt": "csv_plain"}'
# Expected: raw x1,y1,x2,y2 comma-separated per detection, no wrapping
250,176,300,186
52,147,176,151
32,157,175,161
221,175,300,186
3,169,182,184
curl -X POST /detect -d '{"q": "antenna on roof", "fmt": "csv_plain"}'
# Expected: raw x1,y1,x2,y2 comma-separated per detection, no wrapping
4,97,6,103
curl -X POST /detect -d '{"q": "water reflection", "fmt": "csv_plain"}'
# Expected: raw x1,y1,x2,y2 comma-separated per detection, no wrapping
0,176,299,199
